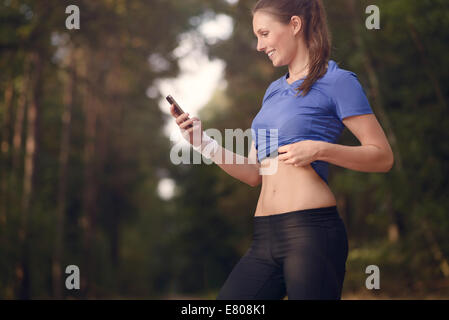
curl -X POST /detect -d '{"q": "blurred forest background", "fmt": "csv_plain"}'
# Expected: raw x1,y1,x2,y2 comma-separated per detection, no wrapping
0,0,448,299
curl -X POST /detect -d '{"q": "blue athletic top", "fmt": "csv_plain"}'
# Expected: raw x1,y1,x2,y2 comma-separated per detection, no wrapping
251,60,374,184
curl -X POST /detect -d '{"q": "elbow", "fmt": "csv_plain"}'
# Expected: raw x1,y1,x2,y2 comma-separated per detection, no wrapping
382,152,395,172
248,170,262,187
248,176,262,187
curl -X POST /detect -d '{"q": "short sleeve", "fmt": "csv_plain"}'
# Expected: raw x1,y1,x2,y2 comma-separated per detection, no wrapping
331,71,373,121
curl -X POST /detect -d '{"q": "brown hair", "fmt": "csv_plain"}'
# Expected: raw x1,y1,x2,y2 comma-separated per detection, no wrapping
252,0,331,97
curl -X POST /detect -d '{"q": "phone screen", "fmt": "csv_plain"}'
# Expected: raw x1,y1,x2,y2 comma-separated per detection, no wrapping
166,95,185,116
166,95,193,129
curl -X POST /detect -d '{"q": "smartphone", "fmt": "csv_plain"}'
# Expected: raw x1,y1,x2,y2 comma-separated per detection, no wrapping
166,95,193,129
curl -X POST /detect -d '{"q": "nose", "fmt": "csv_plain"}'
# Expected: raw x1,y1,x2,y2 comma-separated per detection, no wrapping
256,38,266,52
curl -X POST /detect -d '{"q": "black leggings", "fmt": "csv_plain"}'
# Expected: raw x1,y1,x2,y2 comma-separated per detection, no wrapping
217,205,348,300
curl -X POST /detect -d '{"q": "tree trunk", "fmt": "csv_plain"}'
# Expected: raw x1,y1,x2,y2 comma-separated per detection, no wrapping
1,81,14,230
80,48,100,297
13,63,29,174
52,48,76,299
10,59,31,244
17,52,44,299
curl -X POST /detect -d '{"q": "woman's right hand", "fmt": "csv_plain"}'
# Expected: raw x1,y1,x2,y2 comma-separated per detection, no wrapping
170,104,203,147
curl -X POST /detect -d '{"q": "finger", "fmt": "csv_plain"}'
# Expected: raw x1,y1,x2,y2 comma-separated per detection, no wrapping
180,118,194,129
176,112,190,125
278,146,288,153
278,153,288,161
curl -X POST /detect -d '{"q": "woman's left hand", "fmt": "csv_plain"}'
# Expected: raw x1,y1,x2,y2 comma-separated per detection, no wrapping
277,140,323,167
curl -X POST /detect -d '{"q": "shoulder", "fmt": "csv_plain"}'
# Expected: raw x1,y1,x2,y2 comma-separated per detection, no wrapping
328,61,363,90
307,60,362,96
325,64,368,105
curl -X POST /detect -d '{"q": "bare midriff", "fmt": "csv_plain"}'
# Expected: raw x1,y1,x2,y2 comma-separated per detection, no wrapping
254,156,337,217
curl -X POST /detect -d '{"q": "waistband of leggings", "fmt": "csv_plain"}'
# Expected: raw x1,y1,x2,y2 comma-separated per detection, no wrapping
253,205,340,222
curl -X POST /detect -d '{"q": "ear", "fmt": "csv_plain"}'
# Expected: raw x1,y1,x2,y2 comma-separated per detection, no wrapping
290,15,303,36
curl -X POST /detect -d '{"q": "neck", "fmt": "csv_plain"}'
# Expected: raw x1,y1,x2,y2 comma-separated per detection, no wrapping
288,41,310,80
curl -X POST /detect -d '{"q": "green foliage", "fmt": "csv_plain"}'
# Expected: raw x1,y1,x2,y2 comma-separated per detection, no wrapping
0,0,448,299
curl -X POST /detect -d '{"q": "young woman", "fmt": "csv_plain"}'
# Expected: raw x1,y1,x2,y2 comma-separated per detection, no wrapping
170,0,394,300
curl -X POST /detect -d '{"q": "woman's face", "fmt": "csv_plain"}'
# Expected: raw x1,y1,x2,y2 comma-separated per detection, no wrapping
252,10,300,67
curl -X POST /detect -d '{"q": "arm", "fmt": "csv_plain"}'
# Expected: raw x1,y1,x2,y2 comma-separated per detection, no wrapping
316,114,394,172
172,109,261,186
210,140,261,187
